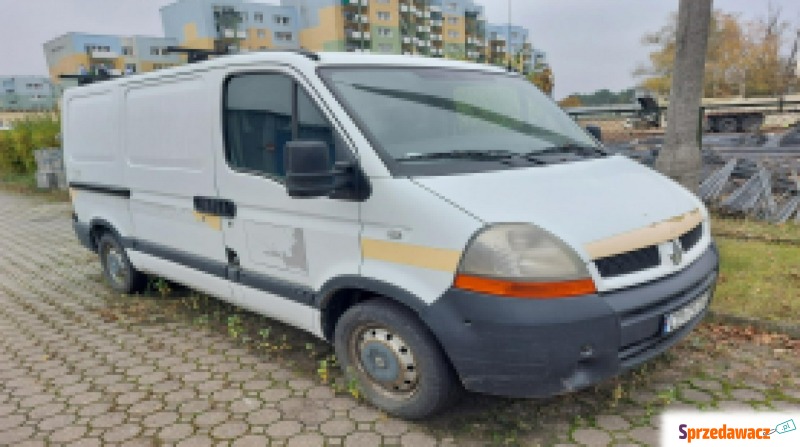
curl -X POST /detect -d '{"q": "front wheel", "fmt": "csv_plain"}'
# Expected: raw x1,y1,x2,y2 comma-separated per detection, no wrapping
98,233,146,294
334,299,462,420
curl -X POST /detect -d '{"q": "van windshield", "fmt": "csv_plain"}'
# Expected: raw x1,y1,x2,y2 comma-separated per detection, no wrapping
319,67,599,175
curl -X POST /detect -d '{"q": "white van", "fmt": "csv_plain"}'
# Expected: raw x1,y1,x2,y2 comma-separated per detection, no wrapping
65,51,718,419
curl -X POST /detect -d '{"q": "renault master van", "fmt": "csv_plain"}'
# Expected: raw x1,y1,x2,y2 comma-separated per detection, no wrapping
65,51,718,419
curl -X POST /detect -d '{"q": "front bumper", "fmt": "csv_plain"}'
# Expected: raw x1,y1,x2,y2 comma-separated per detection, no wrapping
72,213,95,252
421,243,719,398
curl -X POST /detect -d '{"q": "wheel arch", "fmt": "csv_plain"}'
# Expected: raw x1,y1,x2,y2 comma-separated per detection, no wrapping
316,276,430,342
87,217,121,251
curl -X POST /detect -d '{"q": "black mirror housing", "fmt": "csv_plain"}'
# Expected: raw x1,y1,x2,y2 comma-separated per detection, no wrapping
284,141,335,198
585,125,602,142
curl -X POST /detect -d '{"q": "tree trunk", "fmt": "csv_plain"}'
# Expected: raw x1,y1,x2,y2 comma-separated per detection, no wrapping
655,0,713,194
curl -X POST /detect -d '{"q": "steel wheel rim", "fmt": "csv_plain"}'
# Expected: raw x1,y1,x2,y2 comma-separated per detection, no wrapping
349,325,420,398
103,243,128,286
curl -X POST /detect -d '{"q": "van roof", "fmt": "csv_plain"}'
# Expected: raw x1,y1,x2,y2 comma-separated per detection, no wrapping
62,51,514,94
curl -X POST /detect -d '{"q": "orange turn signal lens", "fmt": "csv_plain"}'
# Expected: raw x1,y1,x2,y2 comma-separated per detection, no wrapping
454,275,597,299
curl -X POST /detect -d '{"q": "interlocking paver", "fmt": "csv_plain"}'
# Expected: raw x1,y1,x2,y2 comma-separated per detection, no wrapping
0,190,798,446
572,428,612,447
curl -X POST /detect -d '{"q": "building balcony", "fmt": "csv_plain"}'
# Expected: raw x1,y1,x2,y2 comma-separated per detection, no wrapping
400,4,417,13
429,5,442,13
90,50,119,60
402,36,413,44
417,25,430,33
430,48,443,56
415,10,430,19
222,29,247,39
467,51,480,59
348,30,371,40
345,0,369,6
431,34,442,41
430,19,442,27
417,40,430,47
348,14,369,23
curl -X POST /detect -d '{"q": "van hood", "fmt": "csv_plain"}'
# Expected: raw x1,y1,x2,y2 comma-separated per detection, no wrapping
411,155,704,261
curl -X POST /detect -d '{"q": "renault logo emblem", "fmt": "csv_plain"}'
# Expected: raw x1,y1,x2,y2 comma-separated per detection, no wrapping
669,239,683,266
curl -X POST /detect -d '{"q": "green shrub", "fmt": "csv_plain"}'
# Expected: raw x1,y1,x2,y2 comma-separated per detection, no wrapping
0,115,60,175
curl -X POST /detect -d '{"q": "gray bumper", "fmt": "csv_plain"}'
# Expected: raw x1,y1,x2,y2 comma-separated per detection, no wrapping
421,243,720,398
72,213,95,252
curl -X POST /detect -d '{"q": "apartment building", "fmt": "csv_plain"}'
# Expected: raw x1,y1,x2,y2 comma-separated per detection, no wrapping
0,76,58,112
278,0,485,59
43,33,182,82
485,24,534,73
161,0,300,52
160,0,543,71
40,0,546,87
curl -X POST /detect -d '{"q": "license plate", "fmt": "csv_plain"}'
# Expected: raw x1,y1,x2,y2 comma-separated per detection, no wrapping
663,290,710,334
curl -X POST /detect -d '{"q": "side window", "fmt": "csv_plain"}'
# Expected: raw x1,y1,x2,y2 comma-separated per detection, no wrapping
224,73,351,180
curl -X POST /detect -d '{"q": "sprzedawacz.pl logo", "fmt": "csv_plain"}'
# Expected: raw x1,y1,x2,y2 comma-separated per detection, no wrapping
678,424,771,443
678,419,796,443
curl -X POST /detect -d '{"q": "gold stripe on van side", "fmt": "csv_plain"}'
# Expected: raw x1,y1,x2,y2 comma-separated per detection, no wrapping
584,208,703,260
361,239,462,272
193,211,222,231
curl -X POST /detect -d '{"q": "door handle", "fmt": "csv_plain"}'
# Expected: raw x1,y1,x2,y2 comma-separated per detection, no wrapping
194,196,236,218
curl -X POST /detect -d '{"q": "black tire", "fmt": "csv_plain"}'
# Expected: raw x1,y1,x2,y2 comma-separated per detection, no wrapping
334,299,462,420
741,115,763,134
717,116,739,133
97,233,147,294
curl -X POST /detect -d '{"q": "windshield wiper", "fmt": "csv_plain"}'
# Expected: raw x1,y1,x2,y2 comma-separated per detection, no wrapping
396,150,516,162
528,145,608,158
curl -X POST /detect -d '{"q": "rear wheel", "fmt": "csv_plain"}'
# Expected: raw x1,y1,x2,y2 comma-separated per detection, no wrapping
717,116,739,133
334,299,462,420
98,233,146,294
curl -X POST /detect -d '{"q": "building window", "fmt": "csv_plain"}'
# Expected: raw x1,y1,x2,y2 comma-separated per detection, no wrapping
254,12,263,23
511,32,519,39
85,45,111,53
377,11,391,21
125,64,137,74
274,15,290,25
448,30,459,38
377,0,390,3
122,46,133,56
150,47,160,56
447,17,459,25
275,32,293,41
378,27,393,37
161,48,170,55
257,30,266,39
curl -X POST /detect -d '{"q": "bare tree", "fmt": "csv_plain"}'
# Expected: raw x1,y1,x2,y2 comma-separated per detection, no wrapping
655,0,713,194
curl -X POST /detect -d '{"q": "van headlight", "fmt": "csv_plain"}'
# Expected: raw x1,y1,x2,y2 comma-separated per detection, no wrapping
454,224,596,299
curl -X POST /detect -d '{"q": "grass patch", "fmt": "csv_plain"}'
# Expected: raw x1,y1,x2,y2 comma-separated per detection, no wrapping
712,216,800,244
0,172,69,201
714,237,800,323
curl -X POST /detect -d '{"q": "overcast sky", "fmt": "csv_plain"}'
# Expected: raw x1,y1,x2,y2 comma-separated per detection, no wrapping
1,0,798,98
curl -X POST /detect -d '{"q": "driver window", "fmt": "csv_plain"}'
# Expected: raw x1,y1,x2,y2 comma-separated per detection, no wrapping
224,73,351,180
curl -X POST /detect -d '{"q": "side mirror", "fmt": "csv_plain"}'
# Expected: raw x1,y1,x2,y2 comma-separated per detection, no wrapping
284,141,334,198
585,125,602,142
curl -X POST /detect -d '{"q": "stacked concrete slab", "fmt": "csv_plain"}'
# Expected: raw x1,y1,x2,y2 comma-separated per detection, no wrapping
34,148,66,190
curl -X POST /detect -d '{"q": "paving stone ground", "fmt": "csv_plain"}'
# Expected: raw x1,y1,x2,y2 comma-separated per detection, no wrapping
0,190,798,446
